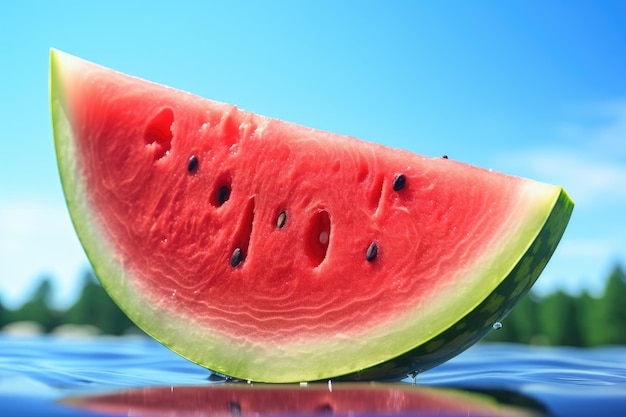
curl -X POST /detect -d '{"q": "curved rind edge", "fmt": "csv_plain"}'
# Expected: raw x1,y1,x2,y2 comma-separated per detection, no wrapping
50,48,141,339
339,187,574,381
50,50,251,382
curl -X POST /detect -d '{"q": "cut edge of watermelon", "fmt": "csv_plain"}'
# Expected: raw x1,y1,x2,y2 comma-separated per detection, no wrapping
50,49,572,382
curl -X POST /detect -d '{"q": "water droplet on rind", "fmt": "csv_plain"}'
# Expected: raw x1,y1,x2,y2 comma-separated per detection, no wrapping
493,321,503,330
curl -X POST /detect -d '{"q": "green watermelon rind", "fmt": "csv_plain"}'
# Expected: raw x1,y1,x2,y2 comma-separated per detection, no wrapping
50,49,573,383
341,188,574,380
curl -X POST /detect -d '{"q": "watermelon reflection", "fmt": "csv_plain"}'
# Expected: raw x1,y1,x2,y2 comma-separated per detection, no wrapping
62,382,547,416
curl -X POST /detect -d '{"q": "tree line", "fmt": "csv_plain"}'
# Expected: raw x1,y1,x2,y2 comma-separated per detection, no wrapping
0,270,136,335
1,264,626,345
485,264,626,346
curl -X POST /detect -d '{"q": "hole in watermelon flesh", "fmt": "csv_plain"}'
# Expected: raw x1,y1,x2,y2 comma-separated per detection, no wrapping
305,210,331,267
357,164,368,183
144,107,174,160
368,174,385,212
211,174,232,207
230,198,255,268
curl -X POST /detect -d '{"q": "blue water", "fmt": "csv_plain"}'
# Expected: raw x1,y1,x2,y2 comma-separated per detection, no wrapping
0,335,625,416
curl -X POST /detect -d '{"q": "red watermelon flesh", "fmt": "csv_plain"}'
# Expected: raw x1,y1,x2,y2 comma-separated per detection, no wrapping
50,49,573,382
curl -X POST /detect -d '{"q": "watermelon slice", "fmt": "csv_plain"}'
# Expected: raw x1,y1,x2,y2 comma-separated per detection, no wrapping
50,49,573,383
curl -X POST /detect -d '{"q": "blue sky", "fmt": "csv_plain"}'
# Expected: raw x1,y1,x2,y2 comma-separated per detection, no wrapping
1,1,626,308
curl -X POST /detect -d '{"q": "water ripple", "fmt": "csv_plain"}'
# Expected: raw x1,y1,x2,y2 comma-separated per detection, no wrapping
1,336,626,416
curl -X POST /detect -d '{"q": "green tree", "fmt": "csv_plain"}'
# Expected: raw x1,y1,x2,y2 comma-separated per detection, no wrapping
12,276,61,332
536,291,584,346
577,291,603,347
595,265,626,345
0,297,7,328
64,270,136,335
508,293,541,344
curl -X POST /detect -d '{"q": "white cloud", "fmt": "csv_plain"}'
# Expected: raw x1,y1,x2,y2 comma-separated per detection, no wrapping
0,200,88,308
496,99,626,206
491,99,626,296
506,150,626,205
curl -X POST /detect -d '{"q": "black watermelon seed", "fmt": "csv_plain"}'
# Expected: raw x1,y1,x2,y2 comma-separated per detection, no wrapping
187,155,198,173
276,211,287,229
217,185,231,205
392,174,406,191
366,241,378,262
230,248,243,267
442,154,449,159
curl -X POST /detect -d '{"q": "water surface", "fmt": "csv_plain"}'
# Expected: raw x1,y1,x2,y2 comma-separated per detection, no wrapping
0,335,624,416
